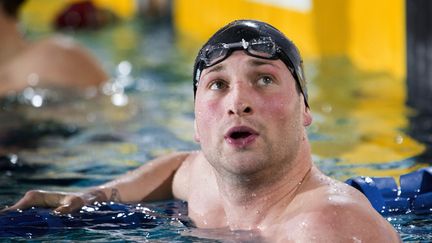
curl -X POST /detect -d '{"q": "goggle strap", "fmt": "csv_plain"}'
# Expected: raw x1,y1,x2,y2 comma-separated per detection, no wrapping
195,68,201,83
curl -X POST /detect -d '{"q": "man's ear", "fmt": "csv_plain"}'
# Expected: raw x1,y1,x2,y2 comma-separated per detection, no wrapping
303,107,312,126
301,95,312,126
194,119,200,143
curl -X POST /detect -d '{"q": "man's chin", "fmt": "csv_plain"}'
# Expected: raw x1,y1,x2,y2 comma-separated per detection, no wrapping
219,153,268,175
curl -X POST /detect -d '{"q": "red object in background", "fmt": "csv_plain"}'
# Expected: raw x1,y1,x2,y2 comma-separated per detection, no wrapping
54,1,100,30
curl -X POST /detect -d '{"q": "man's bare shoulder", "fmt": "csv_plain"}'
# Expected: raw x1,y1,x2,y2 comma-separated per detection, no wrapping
172,151,202,200
275,170,400,242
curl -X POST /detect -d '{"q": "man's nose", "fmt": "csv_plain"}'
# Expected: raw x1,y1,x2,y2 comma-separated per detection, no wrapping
226,84,254,116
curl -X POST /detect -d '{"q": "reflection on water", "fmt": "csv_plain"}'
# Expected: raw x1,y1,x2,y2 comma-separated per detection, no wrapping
0,17,431,241
308,57,427,179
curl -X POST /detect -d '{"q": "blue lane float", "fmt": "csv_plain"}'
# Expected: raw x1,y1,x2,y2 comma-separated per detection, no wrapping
346,167,432,215
0,201,191,238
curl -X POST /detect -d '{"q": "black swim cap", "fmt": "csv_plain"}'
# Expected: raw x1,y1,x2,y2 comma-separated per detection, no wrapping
193,19,308,107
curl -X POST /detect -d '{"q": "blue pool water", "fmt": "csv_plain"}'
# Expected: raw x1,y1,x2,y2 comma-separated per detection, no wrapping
0,19,431,241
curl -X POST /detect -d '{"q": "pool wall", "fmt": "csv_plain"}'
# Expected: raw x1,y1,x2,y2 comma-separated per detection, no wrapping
174,0,405,79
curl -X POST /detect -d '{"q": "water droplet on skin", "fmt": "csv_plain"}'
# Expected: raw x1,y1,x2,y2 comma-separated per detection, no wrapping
352,236,362,243
251,193,257,197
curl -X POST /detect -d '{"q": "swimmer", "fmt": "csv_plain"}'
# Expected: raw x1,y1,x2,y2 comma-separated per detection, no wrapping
0,0,108,96
2,20,401,242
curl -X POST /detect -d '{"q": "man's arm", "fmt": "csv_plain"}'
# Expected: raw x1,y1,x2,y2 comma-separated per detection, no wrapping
1,152,190,214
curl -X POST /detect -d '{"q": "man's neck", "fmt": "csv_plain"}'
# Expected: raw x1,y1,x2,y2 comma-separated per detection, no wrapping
214,147,313,230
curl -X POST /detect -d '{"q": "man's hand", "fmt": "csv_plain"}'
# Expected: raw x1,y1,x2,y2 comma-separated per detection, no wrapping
0,189,107,214
0,152,189,215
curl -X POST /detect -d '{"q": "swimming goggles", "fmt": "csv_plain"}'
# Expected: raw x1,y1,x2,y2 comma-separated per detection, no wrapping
203,37,279,64
195,37,295,80
195,37,308,107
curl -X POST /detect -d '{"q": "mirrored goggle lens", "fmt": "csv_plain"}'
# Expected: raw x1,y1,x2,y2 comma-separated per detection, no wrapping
248,40,277,58
202,44,229,67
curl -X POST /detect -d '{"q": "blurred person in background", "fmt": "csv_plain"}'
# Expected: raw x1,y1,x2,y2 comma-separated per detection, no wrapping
0,0,108,97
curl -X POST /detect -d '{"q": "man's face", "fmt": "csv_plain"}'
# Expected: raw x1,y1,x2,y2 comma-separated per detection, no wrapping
194,51,312,177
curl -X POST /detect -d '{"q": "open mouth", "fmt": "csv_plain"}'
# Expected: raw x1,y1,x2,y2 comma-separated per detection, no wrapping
230,131,253,139
224,126,259,147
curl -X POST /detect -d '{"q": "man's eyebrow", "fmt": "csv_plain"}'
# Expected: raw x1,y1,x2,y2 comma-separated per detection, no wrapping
202,58,279,79
205,64,225,75
199,63,225,83
248,59,280,68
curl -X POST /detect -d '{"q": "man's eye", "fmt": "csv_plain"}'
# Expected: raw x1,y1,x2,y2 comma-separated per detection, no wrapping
257,76,274,86
209,80,228,90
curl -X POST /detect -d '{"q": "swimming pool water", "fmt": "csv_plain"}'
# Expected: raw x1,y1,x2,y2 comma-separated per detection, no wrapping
0,18,431,241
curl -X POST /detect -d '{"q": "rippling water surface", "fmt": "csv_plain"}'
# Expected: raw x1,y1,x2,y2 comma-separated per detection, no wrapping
0,16,431,242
